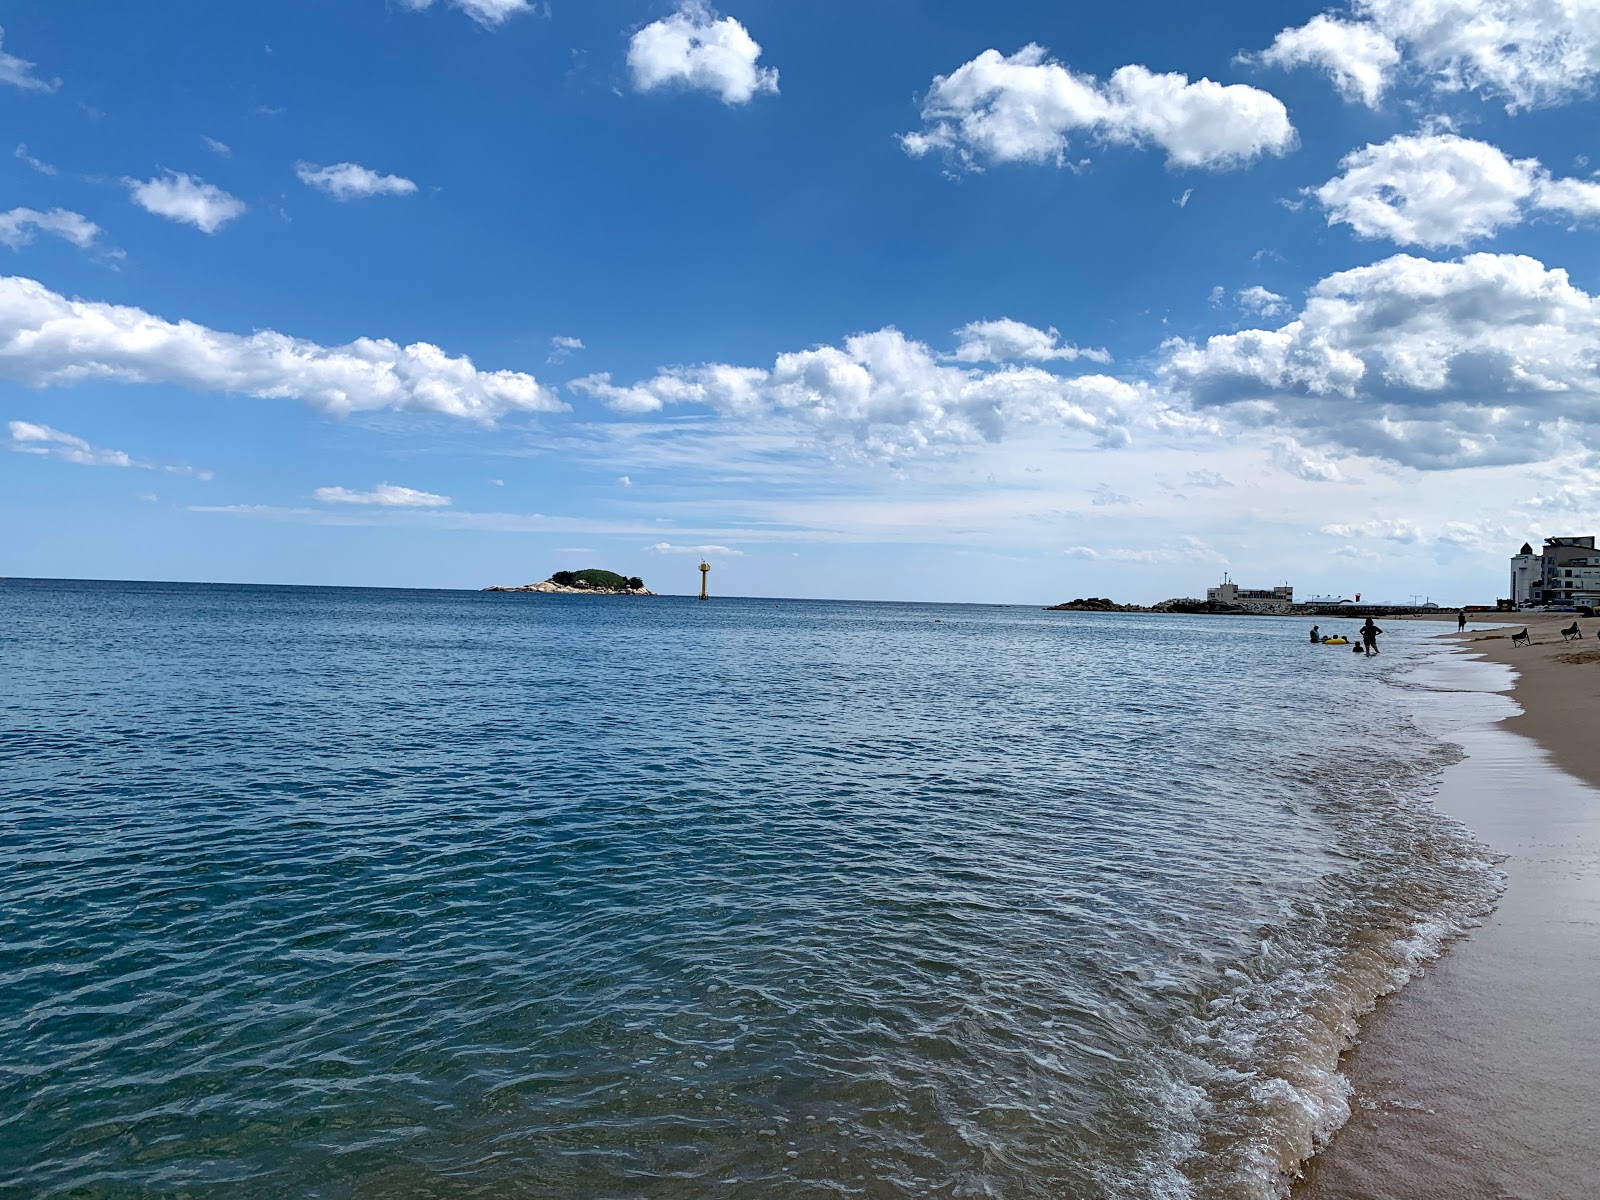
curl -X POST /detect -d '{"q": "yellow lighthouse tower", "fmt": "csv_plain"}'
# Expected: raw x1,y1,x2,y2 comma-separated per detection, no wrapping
698,559,710,601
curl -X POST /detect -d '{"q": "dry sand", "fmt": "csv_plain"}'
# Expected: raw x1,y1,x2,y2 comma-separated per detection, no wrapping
1295,613,1600,1199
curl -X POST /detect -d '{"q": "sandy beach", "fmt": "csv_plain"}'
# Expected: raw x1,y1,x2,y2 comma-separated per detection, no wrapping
1296,613,1600,1199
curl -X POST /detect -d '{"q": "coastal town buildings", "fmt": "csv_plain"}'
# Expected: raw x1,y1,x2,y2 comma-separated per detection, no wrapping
1509,536,1600,607
1206,577,1294,612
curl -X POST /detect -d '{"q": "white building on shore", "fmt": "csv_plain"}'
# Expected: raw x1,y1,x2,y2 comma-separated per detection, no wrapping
1510,536,1600,607
1206,577,1294,611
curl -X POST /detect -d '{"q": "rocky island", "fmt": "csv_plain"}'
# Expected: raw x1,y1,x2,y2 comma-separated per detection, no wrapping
485,569,655,596
1045,596,1239,614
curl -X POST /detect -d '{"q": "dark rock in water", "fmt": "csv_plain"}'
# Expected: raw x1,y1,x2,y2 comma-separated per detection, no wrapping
1045,597,1150,613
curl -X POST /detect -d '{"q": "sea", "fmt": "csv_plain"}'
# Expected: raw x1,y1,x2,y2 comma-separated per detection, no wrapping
0,579,1503,1199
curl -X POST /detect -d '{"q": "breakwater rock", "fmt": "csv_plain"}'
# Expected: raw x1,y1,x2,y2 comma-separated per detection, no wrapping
1045,597,1249,615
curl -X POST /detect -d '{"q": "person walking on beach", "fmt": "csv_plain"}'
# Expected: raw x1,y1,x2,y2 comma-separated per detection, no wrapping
1458,610,1467,632
1361,617,1383,656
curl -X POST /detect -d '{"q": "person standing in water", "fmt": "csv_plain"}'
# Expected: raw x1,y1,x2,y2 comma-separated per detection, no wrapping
1361,617,1383,656
1310,624,1320,643
1458,610,1467,632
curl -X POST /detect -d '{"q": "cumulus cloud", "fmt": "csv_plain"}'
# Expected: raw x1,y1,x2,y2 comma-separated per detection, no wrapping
397,0,540,27
313,483,452,507
548,334,585,364
1270,438,1346,482
1162,252,1600,469
1310,132,1600,247
1091,483,1134,506
0,208,103,251
628,2,778,105
126,171,246,234
950,318,1110,364
901,44,1296,171
0,26,58,92
647,541,744,556
1250,14,1401,107
0,275,565,422
1236,285,1290,317
571,325,1178,463
1253,0,1600,112
296,161,418,201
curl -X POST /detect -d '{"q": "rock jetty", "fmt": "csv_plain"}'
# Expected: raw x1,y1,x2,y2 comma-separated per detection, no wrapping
1045,596,1241,614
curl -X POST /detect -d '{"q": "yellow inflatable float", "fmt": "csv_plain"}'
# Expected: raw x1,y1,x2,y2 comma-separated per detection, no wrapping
1321,636,1350,645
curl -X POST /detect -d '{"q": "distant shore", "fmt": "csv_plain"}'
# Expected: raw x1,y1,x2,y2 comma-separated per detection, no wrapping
1296,612,1600,1198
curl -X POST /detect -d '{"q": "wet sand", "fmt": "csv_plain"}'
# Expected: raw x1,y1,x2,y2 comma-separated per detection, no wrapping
1295,616,1600,1199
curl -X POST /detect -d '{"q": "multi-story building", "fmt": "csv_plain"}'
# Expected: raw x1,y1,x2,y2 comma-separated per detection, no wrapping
1206,578,1294,611
1511,536,1600,606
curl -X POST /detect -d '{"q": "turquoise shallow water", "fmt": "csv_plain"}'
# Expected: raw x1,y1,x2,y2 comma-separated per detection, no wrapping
0,581,1499,1198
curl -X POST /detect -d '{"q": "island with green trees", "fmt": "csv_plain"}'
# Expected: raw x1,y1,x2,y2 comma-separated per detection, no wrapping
484,568,654,595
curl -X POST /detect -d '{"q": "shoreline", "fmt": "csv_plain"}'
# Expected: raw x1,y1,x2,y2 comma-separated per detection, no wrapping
1294,615,1600,1198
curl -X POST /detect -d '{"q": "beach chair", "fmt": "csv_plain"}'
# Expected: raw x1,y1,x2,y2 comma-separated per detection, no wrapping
1512,628,1531,647
1561,621,1583,642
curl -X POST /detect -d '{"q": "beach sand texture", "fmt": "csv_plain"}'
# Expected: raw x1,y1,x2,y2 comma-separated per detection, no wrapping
1297,614,1600,1200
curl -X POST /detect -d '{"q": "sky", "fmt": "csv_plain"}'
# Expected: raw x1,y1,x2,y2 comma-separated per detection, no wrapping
3,0,1600,603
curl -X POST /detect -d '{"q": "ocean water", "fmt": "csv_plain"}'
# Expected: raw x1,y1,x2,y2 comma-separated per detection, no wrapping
0,580,1501,1199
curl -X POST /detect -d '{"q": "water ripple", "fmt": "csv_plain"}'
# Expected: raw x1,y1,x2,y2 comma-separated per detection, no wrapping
0,582,1498,1198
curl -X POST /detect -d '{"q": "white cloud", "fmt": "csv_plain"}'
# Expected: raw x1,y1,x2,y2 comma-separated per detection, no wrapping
8,419,213,477
0,208,103,251
1091,483,1134,506
950,318,1111,364
548,334,585,364
9,420,138,467
1162,252,1600,469
628,2,778,105
296,161,418,201
617,474,633,487
1533,175,1600,219
313,483,452,507
0,275,566,422
1250,14,1401,107
901,45,1295,171
0,26,58,92
1236,285,1289,317
14,143,57,175
126,171,246,234
571,325,1179,463
1313,133,1600,247
1270,438,1346,482
647,541,745,556
202,136,231,157
1253,1,1600,112
1320,516,1509,550
1064,536,1225,564
397,0,540,27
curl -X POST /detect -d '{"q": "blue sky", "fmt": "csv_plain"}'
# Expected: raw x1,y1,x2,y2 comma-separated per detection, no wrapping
4,0,1600,602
